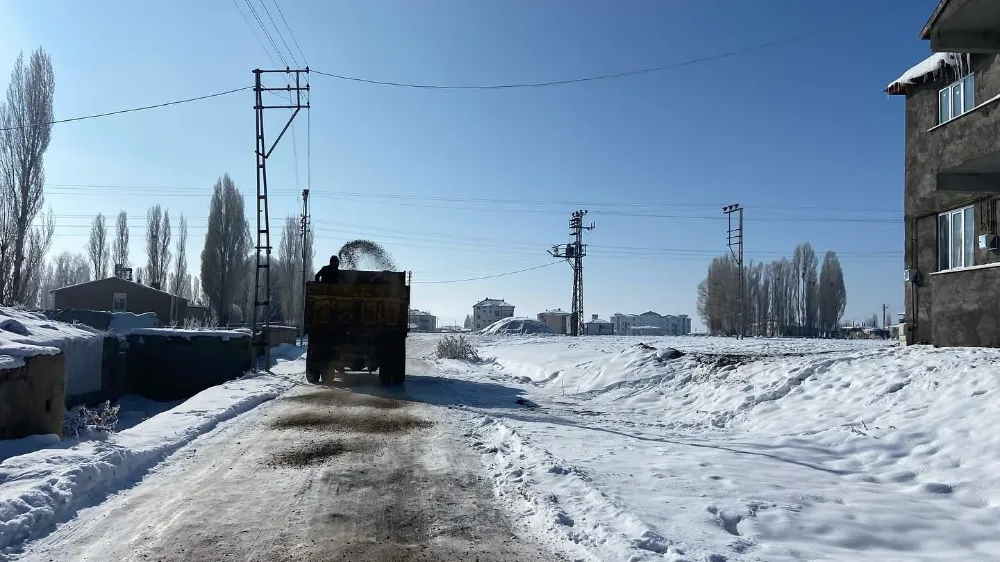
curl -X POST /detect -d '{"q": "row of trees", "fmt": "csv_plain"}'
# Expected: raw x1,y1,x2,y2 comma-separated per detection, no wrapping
38,174,316,327
697,242,847,337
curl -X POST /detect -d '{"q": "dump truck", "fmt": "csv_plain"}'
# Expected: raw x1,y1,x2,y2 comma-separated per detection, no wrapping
303,269,410,385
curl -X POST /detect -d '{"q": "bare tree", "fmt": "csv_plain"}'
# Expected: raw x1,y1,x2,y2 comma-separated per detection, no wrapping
145,205,171,289
794,243,819,336
817,251,847,336
0,48,55,304
135,266,144,285
201,174,251,325
170,213,187,296
86,213,109,279
112,210,129,272
50,251,91,288
276,216,306,326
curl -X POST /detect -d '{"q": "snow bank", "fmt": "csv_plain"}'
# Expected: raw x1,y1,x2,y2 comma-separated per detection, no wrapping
0,364,299,554
0,307,104,398
481,317,554,336
107,312,158,334
449,336,1000,560
129,327,249,341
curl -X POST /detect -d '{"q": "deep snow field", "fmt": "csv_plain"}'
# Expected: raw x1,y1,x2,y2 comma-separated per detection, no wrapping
421,334,1000,562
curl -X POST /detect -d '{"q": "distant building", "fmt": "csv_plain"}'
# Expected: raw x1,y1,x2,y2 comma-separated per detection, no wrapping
611,311,691,336
537,309,571,334
584,314,614,336
49,276,189,326
408,310,437,332
473,298,515,331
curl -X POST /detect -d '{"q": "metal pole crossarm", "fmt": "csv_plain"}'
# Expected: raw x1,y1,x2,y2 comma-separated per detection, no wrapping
254,67,311,74
259,86,310,92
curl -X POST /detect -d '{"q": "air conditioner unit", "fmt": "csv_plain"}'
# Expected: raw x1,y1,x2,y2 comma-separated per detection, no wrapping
979,234,998,250
904,268,918,282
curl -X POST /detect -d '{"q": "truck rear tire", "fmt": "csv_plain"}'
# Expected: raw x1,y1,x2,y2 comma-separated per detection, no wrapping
379,352,405,386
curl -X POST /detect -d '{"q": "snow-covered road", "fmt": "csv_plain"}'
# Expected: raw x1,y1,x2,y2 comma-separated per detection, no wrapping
7,333,999,562
10,343,556,562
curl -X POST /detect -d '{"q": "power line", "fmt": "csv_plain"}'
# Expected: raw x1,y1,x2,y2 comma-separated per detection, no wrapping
40,183,902,218
258,0,300,67
0,87,251,132
311,1,921,90
243,0,289,67
231,0,278,67
270,0,307,64
412,261,562,284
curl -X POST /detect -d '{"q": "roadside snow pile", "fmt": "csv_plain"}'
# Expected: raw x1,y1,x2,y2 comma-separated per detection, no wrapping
451,337,1000,561
0,307,103,398
481,317,553,336
0,367,300,554
107,311,158,334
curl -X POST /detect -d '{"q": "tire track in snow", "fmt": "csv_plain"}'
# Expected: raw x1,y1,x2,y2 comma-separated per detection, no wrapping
467,414,745,562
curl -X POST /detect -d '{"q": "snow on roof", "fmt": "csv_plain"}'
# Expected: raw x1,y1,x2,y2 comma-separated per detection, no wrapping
886,52,962,94
0,307,101,370
586,317,612,324
129,327,249,341
539,309,571,316
474,298,513,308
408,309,434,317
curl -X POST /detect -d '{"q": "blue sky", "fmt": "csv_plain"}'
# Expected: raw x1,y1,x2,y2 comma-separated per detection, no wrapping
0,0,935,327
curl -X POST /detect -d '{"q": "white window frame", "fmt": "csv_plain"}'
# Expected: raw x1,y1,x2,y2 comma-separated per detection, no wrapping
112,292,127,312
939,74,975,124
938,205,976,271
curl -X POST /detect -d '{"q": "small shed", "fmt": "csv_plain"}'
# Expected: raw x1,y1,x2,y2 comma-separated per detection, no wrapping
49,277,189,327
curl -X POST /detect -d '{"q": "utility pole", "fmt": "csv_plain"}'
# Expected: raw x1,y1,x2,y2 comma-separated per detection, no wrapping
882,304,889,329
549,210,595,336
723,203,744,339
252,67,310,370
299,187,310,346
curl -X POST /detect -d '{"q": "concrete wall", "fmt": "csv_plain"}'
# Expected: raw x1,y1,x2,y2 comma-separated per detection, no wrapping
904,54,1000,346
929,265,1000,346
126,332,251,401
0,353,66,438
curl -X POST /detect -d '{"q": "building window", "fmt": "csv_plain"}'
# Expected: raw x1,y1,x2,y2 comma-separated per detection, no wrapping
112,292,127,312
939,74,975,124
938,206,976,271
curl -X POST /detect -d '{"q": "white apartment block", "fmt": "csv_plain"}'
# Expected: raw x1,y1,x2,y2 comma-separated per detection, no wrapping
611,311,692,336
473,298,515,331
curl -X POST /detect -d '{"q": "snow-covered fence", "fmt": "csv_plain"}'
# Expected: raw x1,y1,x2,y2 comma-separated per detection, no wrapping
0,352,66,439
125,328,252,400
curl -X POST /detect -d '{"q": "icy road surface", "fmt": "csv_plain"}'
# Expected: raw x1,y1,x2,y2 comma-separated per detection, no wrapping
12,341,558,562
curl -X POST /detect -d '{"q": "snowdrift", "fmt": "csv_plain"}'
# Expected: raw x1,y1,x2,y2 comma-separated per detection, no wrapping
0,307,104,398
456,336,1000,561
481,317,554,336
